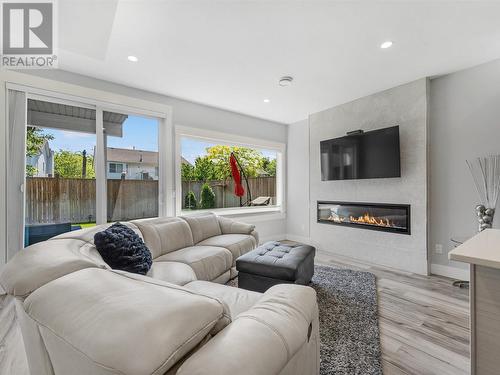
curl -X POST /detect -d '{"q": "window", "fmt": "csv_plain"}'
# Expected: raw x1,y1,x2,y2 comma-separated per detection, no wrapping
177,128,284,215
105,113,159,221
109,163,124,174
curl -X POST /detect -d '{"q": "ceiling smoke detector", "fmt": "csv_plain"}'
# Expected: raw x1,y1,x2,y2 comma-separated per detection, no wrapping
279,76,293,87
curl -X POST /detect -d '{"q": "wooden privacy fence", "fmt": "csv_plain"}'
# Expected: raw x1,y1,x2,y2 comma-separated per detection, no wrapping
25,176,276,224
182,177,276,209
25,177,158,224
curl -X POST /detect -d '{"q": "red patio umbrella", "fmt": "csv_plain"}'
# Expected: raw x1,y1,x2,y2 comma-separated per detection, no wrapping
230,153,245,197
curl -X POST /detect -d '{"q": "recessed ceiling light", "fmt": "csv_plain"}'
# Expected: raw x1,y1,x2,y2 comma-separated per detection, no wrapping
127,55,138,62
263,98,270,103
279,76,293,87
380,41,393,49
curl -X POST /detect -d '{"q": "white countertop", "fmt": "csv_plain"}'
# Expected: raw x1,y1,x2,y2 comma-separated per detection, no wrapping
449,229,500,269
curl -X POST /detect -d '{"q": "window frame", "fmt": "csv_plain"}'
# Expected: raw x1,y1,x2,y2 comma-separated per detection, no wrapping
6,81,173,236
175,125,286,218
109,162,124,174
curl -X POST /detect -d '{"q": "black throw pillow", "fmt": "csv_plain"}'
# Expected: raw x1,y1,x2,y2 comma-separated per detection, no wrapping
94,223,152,275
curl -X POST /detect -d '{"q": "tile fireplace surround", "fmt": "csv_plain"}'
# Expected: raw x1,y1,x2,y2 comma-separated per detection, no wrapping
317,201,411,235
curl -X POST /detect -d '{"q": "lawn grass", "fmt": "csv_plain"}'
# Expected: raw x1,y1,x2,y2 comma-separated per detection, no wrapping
74,222,97,229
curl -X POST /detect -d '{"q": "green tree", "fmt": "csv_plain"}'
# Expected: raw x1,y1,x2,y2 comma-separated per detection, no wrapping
54,151,95,179
200,183,216,209
194,156,216,181
26,126,54,176
184,191,198,209
261,157,277,176
204,145,262,180
181,163,195,181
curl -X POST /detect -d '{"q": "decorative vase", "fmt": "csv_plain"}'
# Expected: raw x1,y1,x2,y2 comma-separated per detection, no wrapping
476,205,495,232
468,155,500,233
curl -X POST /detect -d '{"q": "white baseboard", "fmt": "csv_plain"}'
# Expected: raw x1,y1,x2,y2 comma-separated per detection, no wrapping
285,234,467,279
430,263,470,281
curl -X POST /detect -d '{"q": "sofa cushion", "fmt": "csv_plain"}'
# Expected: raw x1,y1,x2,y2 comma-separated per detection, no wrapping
184,281,262,334
180,213,222,244
218,216,255,235
94,223,152,275
131,217,194,258
0,239,102,297
177,284,318,375
147,261,197,286
155,246,232,281
24,268,224,375
197,234,257,266
185,280,261,321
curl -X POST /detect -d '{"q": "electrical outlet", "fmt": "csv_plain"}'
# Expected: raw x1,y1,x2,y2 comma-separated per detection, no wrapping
435,244,443,254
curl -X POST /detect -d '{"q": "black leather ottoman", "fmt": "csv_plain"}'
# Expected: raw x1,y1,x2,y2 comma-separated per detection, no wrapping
236,241,316,293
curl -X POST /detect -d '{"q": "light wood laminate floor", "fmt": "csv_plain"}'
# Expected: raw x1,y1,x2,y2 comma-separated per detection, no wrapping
315,251,470,375
0,253,469,375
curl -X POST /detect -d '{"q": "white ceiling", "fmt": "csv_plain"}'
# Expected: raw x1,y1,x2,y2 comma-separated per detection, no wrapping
57,1,500,124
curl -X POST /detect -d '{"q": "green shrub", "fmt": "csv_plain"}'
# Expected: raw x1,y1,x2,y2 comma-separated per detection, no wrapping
184,191,198,209
200,183,216,209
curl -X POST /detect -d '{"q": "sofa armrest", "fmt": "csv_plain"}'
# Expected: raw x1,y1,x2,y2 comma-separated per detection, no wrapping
177,284,319,375
217,216,255,235
250,229,259,245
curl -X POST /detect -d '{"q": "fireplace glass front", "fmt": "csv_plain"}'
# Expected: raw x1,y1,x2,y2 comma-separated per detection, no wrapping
317,201,411,235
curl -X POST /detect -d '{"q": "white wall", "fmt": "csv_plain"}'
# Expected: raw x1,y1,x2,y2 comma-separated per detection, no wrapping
0,70,287,265
286,119,310,242
429,59,500,274
308,79,429,275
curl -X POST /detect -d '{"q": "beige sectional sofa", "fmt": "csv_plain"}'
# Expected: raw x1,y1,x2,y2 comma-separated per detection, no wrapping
0,212,320,375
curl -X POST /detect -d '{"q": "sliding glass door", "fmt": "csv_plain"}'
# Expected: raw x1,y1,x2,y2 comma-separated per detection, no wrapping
5,90,166,255
24,98,98,246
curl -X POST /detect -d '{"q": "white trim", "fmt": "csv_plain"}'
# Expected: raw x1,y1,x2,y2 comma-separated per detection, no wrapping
430,263,470,281
175,125,285,151
5,77,170,119
0,82,6,265
174,125,286,217
223,211,285,223
181,206,282,217
95,107,106,224
175,129,183,215
14,83,166,120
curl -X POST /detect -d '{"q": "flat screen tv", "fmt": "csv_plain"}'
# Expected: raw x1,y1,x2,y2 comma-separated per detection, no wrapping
320,125,401,181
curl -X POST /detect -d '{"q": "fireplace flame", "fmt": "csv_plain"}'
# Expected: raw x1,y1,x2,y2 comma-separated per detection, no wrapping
349,213,394,227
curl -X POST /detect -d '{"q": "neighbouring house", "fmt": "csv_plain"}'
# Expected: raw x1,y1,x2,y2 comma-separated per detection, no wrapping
106,147,191,180
26,140,54,177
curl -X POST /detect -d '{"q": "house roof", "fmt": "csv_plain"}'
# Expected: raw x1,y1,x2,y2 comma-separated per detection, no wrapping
106,147,192,166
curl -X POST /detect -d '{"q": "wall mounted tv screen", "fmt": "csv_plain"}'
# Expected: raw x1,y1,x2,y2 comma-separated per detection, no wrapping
320,125,401,181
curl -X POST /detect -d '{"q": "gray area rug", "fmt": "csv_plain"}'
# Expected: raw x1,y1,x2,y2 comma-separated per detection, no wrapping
311,265,382,375
229,265,382,374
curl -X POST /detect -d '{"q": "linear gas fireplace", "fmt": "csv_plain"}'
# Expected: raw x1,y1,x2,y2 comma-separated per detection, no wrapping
317,201,411,235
